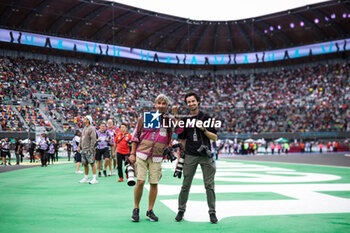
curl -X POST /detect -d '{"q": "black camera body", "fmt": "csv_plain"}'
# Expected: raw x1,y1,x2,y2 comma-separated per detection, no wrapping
197,145,213,158
163,147,177,162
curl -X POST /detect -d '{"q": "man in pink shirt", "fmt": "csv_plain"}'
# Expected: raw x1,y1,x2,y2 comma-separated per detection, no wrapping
129,94,182,222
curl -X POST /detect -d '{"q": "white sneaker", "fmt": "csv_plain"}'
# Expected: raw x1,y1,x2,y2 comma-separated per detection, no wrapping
108,171,112,176
89,179,98,184
112,170,117,176
75,170,83,174
79,177,90,183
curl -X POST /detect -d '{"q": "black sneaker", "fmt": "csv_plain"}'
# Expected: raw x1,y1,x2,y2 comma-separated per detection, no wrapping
131,208,139,222
210,213,218,223
175,211,184,222
103,170,107,177
8,163,11,166
98,172,101,177
146,209,159,222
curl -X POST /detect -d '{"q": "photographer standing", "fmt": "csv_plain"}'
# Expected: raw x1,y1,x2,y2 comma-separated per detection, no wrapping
113,123,131,182
129,94,182,222
72,130,82,174
29,140,36,163
1,138,11,165
175,92,218,223
96,122,113,177
37,133,49,167
79,115,97,184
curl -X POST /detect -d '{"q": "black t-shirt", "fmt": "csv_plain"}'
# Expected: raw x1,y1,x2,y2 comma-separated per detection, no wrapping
54,143,59,152
66,143,72,151
15,142,20,152
178,111,217,156
29,142,36,152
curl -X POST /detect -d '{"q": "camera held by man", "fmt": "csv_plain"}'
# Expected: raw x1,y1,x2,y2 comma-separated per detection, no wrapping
197,144,213,158
125,158,136,186
163,146,178,163
173,143,185,178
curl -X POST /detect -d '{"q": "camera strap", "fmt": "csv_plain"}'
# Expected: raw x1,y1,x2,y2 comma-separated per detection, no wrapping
117,134,127,144
193,112,205,145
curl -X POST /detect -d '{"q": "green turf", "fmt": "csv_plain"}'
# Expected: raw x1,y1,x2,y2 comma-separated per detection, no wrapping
159,192,295,201
317,191,350,199
0,159,350,233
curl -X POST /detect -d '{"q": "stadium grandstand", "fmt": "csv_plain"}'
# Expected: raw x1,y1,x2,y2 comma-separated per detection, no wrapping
0,0,350,232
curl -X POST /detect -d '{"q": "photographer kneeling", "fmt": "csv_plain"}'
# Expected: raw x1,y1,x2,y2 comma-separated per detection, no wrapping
175,92,218,224
129,94,182,222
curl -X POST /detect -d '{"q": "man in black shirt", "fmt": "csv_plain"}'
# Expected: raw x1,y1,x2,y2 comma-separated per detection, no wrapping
19,140,24,163
66,142,72,161
14,139,21,165
54,140,59,162
175,92,218,224
29,140,36,163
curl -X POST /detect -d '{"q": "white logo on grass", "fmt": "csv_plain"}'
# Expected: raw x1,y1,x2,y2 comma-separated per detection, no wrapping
146,161,350,222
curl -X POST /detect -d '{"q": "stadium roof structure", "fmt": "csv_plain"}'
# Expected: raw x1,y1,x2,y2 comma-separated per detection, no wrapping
0,0,350,55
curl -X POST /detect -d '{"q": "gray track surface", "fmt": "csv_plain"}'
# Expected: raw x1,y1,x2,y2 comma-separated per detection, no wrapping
0,164,40,173
1,153,350,173
224,152,350,167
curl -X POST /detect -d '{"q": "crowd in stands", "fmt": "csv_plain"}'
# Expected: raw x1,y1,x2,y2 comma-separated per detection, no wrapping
17,105,46,130
0,105,25,131
217,140,349,154
0,56,349,134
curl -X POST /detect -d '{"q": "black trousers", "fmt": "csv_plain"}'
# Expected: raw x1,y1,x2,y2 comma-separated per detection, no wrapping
39,150,48,166
48,153,55,164
29,151,35,162
117,153,129,178
67,151,71,161
55,151,59,161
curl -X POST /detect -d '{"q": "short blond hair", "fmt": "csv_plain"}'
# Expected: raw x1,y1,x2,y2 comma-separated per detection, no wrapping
155,94,169,106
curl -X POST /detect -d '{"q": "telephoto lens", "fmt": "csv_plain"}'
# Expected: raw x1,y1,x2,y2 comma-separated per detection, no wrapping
173,143,185,179
173,156,184,178
125,163,136,186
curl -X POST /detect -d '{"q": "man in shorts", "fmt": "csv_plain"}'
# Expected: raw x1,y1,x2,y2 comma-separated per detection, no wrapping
79,115,97,184
72,130,82,174
1,138,11,165
129,94,182,222
96,122,112,177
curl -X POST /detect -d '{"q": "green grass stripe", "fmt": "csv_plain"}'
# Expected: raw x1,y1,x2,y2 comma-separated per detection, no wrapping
0,159,350,233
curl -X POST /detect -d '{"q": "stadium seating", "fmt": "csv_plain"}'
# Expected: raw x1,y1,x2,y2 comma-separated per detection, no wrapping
0,56,349,133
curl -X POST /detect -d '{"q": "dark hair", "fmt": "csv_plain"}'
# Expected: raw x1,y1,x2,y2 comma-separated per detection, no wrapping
75,130,81,135
120,122,128,128
184,92,201,105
